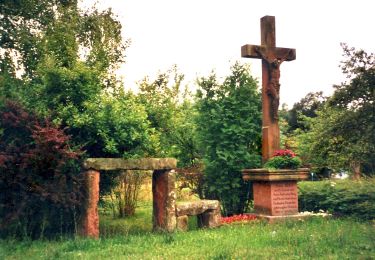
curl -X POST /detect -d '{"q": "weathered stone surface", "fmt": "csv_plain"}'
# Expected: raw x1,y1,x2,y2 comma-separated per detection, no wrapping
197,209,221,228
152,170,176,232
176,215,189,231
176,200,220,217
242,168,310,182
253,181,299,216
78,170,100,238
83,158,177,171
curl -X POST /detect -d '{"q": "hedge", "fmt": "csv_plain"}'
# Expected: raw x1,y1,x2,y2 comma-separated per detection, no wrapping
298,178,375,220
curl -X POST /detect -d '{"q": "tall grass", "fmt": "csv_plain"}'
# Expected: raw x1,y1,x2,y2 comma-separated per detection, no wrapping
1,203,374,259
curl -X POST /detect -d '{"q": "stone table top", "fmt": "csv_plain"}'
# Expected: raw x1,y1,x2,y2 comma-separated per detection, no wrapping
83,158,177,171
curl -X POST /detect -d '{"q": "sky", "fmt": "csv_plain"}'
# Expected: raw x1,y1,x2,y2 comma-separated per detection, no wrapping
82,0,375,107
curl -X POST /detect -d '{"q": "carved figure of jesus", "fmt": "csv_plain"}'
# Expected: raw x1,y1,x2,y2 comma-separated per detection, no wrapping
255,46,291,121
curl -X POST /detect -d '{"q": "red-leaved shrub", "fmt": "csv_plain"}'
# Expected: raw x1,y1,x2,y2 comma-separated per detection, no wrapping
0,101,83,239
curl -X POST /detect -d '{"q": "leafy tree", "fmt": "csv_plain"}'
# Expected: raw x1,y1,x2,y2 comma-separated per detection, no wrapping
297,44,375,176
137,66,200,166
0,0,127,79
287,91,326,132
63,90,158,158
195,63,262,216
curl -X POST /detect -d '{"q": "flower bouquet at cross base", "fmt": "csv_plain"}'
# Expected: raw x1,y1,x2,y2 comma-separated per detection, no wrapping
263,149,302,169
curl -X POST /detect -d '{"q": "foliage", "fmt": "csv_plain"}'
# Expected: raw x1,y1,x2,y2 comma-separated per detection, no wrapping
195,62,262,216
298,178,375,220
137,66,199,166
296,45,375,175
63,91,159,197
63,91,158,158
0,0,140,156
286,91,327,132
0,101,83,239
175,164,205,199
264,149,302,169
0,0,128,79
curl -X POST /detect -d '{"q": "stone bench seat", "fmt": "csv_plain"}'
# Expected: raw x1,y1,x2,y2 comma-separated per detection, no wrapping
176,200,221,231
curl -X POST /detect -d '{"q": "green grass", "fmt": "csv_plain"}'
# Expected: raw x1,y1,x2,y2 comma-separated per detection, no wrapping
1,204,374,259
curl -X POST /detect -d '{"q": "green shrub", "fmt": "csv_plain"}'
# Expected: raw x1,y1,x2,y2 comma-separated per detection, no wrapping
298,178,375,220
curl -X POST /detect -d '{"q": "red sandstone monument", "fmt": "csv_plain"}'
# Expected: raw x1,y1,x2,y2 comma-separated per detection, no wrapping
241,16,309,222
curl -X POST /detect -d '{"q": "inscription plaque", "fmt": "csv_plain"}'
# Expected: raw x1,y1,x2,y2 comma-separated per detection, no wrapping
271,182,298,215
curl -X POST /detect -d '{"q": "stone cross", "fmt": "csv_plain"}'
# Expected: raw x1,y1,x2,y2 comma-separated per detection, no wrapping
241,16,296,162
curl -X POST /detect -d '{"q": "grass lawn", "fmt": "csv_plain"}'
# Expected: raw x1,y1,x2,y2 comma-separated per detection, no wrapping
1,202,374,259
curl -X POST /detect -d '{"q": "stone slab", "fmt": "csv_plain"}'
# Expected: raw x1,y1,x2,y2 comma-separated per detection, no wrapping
242,168,310,182
176,200,220,217
83,158,177,171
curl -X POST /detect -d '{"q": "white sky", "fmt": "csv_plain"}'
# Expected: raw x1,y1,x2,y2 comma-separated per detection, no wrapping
82,0,375,107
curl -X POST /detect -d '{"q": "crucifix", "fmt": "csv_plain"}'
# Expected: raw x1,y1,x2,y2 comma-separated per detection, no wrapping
241,16,296,163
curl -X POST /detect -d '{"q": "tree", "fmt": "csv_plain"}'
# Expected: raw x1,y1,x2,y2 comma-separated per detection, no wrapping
195,63,262,216
137,66,200,166
297,44,375,177
0,0,127,79
287,91,326,132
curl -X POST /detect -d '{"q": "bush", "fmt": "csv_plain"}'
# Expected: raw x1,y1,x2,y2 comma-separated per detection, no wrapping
0,101,83,239
298,178,375,220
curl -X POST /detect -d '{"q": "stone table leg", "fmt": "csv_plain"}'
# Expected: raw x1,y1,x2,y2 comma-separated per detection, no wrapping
78,169,100,238
198,209,221,228
152,169,176,232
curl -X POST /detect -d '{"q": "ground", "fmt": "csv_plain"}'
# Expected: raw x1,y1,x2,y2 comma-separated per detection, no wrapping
1,202,374,259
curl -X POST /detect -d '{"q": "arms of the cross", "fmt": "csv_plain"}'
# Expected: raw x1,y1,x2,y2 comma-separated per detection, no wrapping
241,45,296,61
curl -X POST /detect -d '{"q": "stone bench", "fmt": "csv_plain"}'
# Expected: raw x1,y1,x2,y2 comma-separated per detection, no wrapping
176,200,221,231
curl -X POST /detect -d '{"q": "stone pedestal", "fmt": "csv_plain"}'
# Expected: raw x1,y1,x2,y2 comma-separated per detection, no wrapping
78,169,100,238
242,168,309,221
152,169,176,232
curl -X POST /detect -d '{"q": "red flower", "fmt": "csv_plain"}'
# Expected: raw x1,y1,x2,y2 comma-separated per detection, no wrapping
273,149,296,158
221,214,257,224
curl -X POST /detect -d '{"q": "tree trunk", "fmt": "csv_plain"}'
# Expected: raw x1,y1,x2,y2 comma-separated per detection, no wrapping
351,161,361,180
